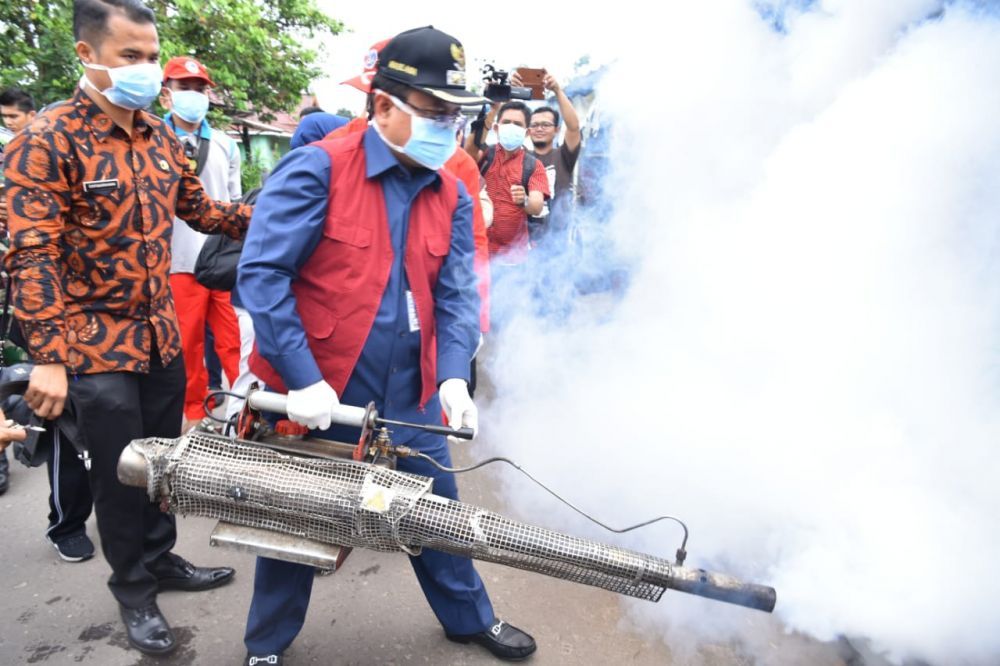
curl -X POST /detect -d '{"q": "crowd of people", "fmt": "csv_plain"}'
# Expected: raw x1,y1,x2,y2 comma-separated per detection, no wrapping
0,0,591,663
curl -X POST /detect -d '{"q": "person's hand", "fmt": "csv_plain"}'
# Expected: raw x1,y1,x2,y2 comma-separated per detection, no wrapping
286,379,339,430
543,73,561,94
439,378,478,444
25,364,68,420
0,408,27,451
510,184,527,206
510,70,524,87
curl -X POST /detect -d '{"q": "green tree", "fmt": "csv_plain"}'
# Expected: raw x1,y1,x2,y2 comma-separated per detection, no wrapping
0,1,77,106
0,0,341,119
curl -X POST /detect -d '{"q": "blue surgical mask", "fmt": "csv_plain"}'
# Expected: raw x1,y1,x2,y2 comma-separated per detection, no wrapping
83,62,163,110
170,90,210,124
373,93,460,171
497,123,526,151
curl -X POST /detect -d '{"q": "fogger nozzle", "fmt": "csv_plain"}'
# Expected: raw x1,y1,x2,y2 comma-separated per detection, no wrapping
118,434,776,613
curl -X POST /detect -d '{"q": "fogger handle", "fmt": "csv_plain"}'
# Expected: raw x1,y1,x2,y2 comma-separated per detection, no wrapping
246,390,367,428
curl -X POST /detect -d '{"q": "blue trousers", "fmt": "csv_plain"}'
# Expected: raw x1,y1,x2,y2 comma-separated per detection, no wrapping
243,432,494,655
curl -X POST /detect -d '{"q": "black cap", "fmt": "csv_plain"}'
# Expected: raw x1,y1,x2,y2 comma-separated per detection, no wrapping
377,26,489,106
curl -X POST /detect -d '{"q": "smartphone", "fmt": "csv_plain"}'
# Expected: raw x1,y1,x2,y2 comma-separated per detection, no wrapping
516,67,547,100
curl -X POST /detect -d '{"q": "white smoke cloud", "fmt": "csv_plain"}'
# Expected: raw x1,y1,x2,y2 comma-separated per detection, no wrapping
479,1,1000,664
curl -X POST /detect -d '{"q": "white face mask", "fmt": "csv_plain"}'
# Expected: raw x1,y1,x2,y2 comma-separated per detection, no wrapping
497,123,527,151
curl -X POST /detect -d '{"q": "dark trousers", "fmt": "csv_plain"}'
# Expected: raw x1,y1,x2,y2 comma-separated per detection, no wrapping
205,326,223,389
45,430,93,542
244,432,495,655
68,351,186,608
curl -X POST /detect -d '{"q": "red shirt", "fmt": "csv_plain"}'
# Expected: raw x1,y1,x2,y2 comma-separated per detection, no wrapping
443,148,491,332
483,146,550,264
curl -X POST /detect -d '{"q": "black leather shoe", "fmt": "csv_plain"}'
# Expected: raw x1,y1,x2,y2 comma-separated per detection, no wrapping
244,654,283,666
446,618,537,661
119,603,175,655
153,554,235,592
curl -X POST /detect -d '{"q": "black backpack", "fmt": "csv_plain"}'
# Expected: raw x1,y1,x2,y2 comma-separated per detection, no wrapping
193,186,261,291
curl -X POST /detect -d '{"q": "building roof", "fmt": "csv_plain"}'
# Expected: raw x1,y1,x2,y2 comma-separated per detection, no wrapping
222,94,319,139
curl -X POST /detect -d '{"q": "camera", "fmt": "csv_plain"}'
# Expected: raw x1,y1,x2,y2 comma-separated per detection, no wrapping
481,64,532,103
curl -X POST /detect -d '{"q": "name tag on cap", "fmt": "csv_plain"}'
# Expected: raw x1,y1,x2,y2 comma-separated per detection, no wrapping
82,179,119,194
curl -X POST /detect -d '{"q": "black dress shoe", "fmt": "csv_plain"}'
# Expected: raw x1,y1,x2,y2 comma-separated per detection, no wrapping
446,618,537,661
119,602,176,655
153,554,235,592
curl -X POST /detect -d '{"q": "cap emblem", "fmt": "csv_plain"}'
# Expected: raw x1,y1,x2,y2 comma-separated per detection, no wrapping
450,43,465,68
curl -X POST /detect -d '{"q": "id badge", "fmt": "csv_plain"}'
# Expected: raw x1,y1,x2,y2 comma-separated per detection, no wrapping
406,290,420,333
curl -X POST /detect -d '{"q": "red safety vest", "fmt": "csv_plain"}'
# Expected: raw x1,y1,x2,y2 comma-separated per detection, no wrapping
249,130,458,408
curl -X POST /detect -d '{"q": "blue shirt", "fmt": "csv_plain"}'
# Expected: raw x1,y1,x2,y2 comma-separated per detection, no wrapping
237,127,479,440
290,112,349,150
163,112,213,141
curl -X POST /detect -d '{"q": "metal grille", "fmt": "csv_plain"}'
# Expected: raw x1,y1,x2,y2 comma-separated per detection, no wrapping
135,433,672,601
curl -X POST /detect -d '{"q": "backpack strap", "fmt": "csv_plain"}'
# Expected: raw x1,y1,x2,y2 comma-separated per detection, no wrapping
479,147,539,199
194,133,211,176
521,150,537,192
478,145,497,176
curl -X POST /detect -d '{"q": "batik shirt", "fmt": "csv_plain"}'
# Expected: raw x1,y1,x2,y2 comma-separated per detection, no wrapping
2,88,251,374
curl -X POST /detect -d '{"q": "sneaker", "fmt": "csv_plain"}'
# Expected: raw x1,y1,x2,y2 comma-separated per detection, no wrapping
47,533,95,562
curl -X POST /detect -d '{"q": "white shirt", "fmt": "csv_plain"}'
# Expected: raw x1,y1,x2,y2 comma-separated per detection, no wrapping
167,116,243,273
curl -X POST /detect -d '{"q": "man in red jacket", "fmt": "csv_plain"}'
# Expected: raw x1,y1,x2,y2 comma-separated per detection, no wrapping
236,27,535,665
335,38,492,334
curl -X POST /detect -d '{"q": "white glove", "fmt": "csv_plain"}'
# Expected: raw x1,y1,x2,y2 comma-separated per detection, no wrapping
439,378,478,443
286,380,339,430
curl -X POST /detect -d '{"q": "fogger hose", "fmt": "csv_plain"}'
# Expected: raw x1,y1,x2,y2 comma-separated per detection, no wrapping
206,388,690,565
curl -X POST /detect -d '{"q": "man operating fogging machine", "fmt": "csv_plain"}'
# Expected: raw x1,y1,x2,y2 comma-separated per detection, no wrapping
236,26,536,665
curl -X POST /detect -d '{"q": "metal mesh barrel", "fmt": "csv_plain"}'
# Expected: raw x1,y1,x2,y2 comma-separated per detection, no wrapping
125,433,775,610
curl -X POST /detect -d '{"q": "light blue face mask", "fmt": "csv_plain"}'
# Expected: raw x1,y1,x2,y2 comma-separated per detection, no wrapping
83,62,163,110
374,93,461,171
497,123,526,151
170,90,210,124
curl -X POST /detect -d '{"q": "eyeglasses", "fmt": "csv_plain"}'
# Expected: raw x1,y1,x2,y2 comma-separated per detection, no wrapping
385,93,464,130
529,122,555,129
